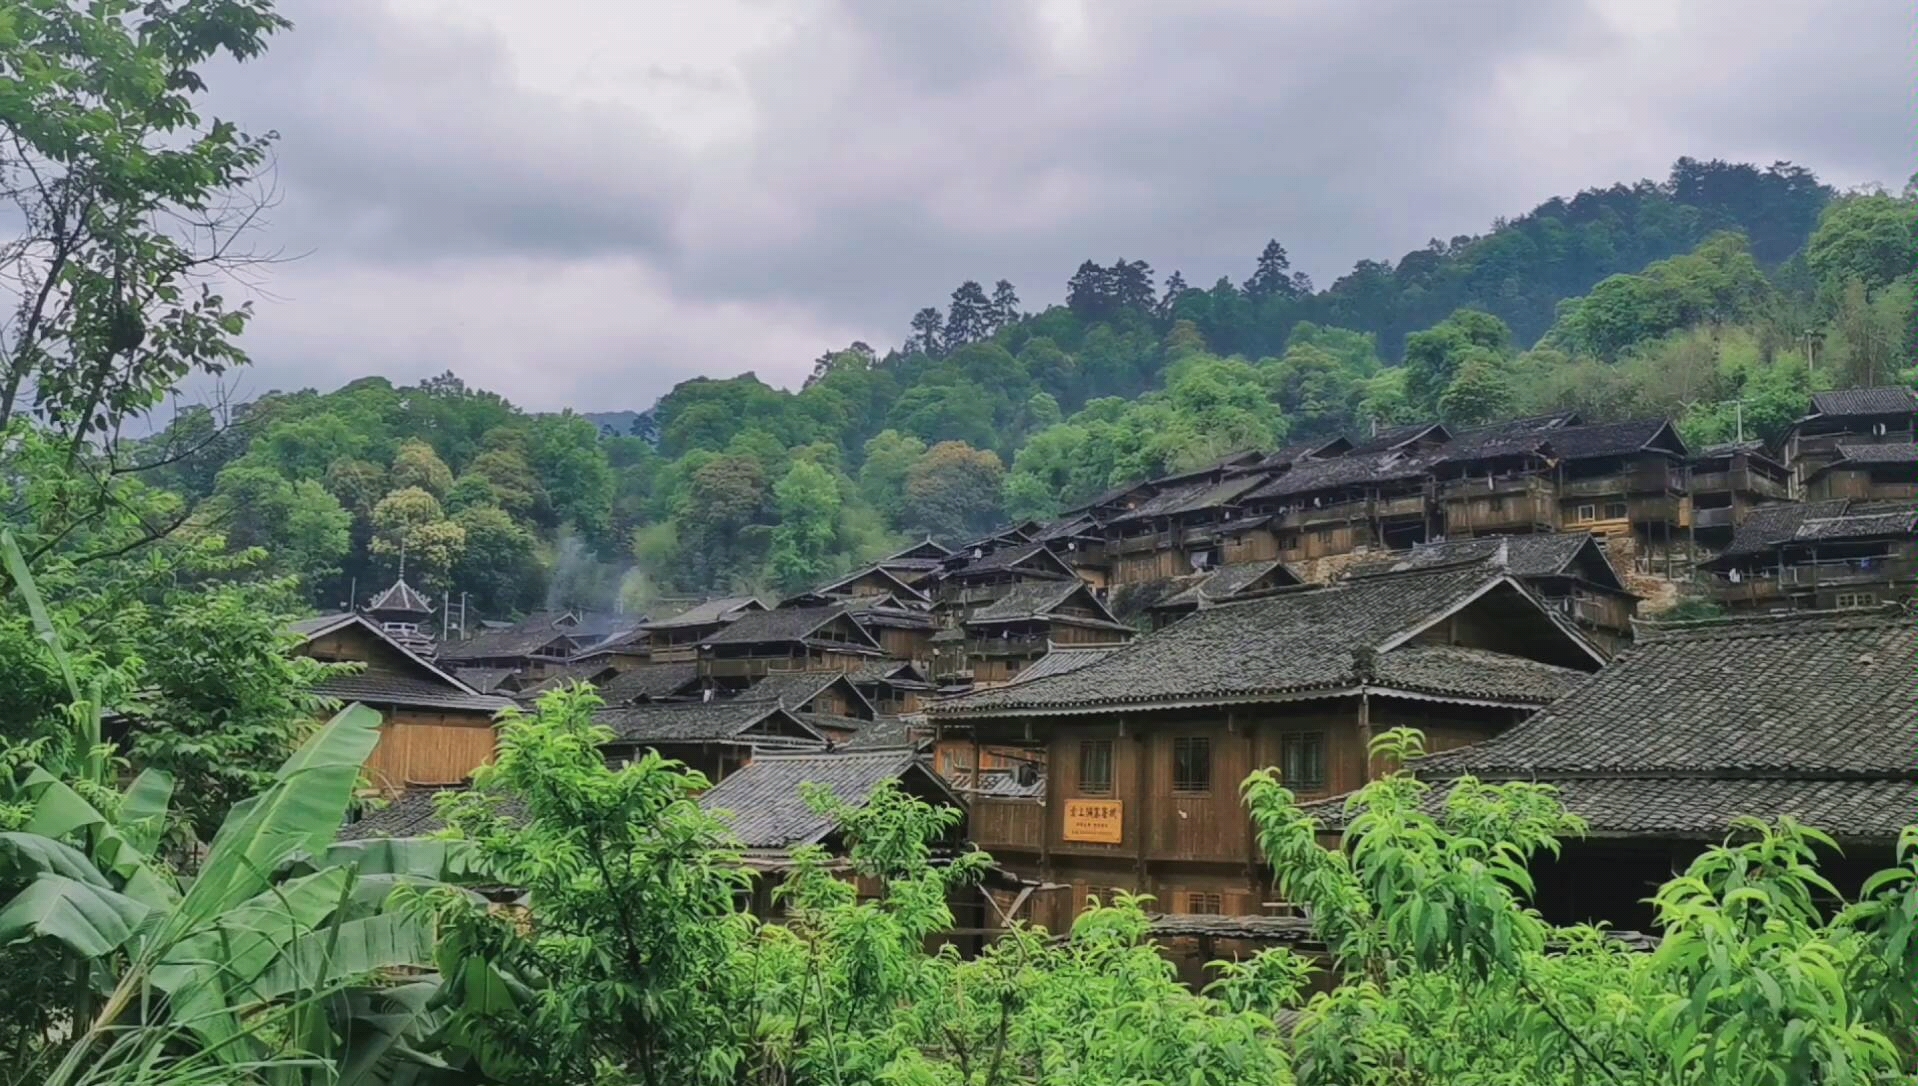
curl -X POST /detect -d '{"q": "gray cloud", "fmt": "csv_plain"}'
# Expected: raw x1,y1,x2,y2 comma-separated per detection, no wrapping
188,0,1910,413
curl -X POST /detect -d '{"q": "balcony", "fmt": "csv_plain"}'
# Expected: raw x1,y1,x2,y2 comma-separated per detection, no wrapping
1437,474,1549,500
971,797,1046,852
1561,465,1685,498
1292,498,1371,527
1374,493,1430,520
1690,468,1790,502
1692,506,1735,530
962,634,1051,658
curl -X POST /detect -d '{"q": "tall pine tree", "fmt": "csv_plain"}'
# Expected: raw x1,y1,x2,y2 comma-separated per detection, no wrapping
945,281,994,345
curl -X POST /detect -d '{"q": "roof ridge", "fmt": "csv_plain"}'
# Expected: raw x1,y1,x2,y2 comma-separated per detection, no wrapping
1635,604,1915,642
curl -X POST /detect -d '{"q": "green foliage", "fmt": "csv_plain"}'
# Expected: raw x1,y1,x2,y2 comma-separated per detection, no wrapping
1403,309,1512,413
1548,233,1775,359
1806,194,1918,298
388,438,455,497
903,441,1007,543
770,460,843,591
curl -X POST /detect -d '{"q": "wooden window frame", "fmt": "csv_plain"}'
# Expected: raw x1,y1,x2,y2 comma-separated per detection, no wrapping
1279,732,1327,791
1078,739,1115,796
1834,591,1877,609
1172,736,1213,795
1575,503,1597,522
1185,891,1223,915
1603,500,1629,520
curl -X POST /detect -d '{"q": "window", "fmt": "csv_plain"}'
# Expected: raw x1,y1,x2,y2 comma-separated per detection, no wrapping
1185,891,1223,915
1487,495,1506,513
1604,501,1629,520
1575,504,1597,522
1079,740,1114,795
1280,733,1327,790
1835,591,1878,609
1172,737,1212,794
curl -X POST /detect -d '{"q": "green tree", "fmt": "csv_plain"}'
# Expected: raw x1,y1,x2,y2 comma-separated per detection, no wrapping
207,463,352,585
1438,353,1518,426
902,441,1006,542
769,460,842,592
856,429,927,527
451,503,544,615
0,0,288,448
369,487,466,589
676,455,770,589
389,438,455,497
1805,194,1918,297
1403,309,1512,412
525,413,614,540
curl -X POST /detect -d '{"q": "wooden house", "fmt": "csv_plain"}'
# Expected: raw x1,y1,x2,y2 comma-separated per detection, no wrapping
698,605,887,682
1783,386,1918,489
928,565,1604,932
1032,514,1113,588
1102,473,1272,586
437,611,590,677
289,612,514,793
937,581,1134,686
1240,452,1438,559
839,593,939,664
739,670,879,743
935,542,1080,613
1378,607,1918,930
1142,559,1303,630
1365,533,1637,652
803,564,934,604
1548,419,1690,561
1429,414,1579,537
848,660,935,716
642,596,766,662
590,660,705,705
1687,441,1791,550
874,538,953,591
596,701,827,783
1803,443,1918,503
1703,499,1918,611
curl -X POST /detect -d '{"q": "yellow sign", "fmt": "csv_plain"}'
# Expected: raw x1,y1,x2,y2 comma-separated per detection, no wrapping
1063,798,1124,844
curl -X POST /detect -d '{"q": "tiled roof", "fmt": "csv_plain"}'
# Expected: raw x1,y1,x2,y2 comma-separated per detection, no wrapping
595,701,827,747
1547,418,1683,460
438,614,578,663
452,667,517,694
1251,436,1353,470
642,596,763,631
966,582,1126,629
1004,645,1125,684
594,662,702,704
834,715,928,751
1379,534,1594,579
1793,506,1918,542
702,605,881,651
745,671,875,717
1810,386,1918,418
1245,451,1433,500
1373,646,1591,704
1110,474,1268,523
947,542,1075,578
316,673,514,715
1716,500,1847,557
366,578,434,615
1346,423,1448,456
1436,413,1579,463
1424,608,1918,779
339,787,464,840
698,750,945,848
1153,559,1299,610
932,569,1594,716
811,564,930,601
1832,442,1918,465
849,660,926,685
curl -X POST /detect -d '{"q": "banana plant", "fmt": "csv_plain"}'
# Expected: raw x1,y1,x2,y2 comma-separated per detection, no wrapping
1,530,472,1084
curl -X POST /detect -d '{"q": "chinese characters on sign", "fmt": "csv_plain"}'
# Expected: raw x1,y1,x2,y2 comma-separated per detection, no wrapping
1063,798,1124,843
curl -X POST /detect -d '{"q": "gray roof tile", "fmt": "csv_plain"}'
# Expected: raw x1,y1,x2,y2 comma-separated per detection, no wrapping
1810,386,1918,418
933,569,1593,715
698,750,943,848
594,701,826,747
1423,608,1918,779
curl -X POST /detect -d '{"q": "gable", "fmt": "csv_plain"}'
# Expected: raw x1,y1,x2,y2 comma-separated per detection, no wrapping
1388,579,1605,671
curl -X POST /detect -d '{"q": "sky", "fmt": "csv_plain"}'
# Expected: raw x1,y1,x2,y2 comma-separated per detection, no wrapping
195,0,1912,414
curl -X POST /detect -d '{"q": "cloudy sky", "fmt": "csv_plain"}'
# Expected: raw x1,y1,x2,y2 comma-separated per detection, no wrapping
199,0,1909,414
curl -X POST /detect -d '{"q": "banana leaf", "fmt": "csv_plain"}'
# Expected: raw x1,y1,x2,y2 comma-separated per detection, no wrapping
118,768,175,858
0,873,150,957
176,704,381,932
0,830,114,886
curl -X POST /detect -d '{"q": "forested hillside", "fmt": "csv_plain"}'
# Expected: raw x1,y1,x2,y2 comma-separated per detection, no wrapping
147,161,1916,614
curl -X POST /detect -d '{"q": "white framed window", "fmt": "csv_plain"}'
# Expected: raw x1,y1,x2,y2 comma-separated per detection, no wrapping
1834,592,1877,609
1575,504,1597,522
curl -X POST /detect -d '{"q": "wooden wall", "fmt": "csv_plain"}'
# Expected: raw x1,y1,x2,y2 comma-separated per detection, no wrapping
1111,548,1193,586
362,709,497,792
